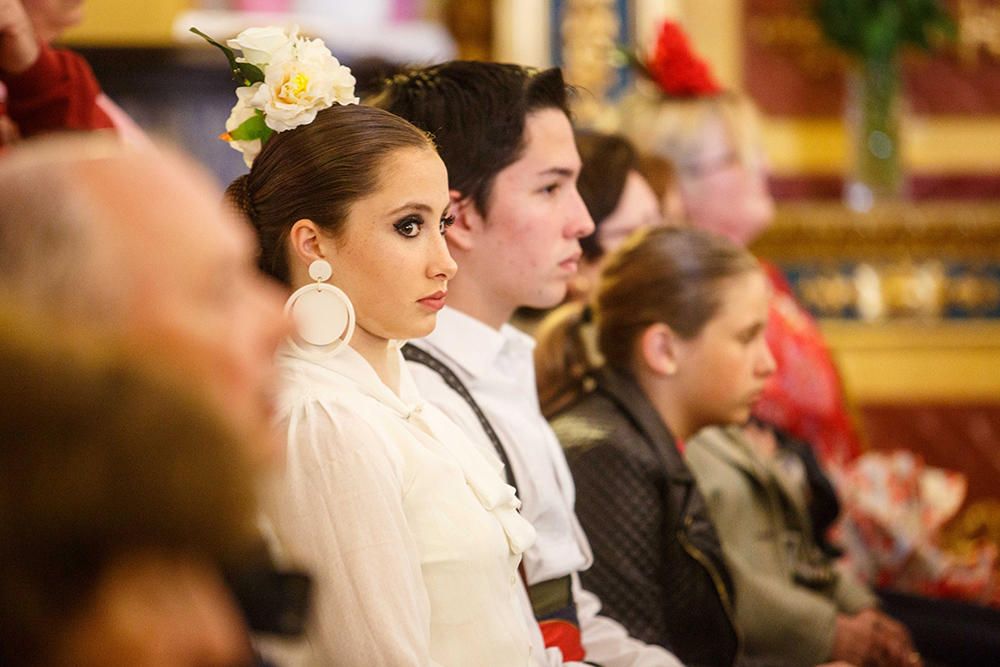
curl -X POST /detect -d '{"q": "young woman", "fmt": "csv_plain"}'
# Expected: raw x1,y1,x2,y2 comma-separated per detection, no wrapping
228,102,536,665
566,130,664,303
538,226,916,667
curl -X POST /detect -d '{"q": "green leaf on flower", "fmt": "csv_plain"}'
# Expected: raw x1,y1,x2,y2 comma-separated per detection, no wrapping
190,27,265,86
236,62,266,86
228,109,274,143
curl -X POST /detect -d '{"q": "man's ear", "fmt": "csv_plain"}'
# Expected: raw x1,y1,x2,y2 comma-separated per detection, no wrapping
638,323,680,377
443,190,481,252
287,219,330,270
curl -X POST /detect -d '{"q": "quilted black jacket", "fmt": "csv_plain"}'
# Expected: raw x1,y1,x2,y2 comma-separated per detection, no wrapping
550,368,740,667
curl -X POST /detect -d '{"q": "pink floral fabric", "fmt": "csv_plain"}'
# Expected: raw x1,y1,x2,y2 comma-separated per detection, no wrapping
834,450,999,605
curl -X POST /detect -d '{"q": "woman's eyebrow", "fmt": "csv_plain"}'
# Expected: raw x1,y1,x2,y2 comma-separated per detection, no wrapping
387,202,434,215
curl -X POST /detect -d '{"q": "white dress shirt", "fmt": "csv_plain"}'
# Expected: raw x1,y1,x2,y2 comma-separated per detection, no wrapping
264,342,536,666
408,307,683,667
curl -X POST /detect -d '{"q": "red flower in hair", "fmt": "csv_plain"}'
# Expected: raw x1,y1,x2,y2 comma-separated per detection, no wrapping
645,21,721,97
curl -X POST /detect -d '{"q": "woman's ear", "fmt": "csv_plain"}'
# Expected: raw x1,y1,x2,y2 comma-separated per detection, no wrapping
287,219,330,269
638,323,680,377
443,190,480,252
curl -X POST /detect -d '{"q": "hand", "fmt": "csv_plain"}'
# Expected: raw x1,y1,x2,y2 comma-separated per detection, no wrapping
0,0,39,75
831,609,921,667
871,610,921,667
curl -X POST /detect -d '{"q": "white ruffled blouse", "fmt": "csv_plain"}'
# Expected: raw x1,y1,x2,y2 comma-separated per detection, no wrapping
264,343,536,666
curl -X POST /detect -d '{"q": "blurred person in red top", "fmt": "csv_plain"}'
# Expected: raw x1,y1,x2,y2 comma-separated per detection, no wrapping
0,0,126,147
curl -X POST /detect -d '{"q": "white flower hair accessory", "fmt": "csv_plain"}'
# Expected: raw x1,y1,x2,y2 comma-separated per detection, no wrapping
191,25,359,167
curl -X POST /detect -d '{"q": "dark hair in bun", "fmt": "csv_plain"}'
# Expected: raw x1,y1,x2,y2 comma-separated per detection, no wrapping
226,104,433,284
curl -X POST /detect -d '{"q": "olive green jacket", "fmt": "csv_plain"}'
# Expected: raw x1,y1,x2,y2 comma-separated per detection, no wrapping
686,426,876,667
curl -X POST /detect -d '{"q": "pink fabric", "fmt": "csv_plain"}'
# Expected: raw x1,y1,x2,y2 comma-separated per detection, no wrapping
835,450,999,606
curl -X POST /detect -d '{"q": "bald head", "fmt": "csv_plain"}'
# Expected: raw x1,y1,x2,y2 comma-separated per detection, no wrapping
0,136,120,321
0,137,237,314
0,135,290,463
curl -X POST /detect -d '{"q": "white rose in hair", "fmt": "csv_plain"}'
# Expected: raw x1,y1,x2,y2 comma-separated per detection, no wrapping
225,85,265,168
254,35,359,133
227,25,295,66
193,23,359,167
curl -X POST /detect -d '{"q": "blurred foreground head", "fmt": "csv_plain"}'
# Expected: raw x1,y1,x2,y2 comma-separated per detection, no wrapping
0,308,257,666
0,135,290,465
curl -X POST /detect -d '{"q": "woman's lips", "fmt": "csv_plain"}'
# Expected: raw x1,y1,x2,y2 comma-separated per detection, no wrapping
418,291,447,312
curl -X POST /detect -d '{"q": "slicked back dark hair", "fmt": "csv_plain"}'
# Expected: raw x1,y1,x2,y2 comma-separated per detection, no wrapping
367,61,572,215
225,104,433,285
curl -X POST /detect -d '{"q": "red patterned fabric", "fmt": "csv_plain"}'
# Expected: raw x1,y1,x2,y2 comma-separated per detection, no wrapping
836,450,999,605
538,619,586,662
753,262,863,468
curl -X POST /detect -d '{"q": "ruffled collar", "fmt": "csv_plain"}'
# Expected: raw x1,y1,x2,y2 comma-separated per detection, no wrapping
278,342,536,556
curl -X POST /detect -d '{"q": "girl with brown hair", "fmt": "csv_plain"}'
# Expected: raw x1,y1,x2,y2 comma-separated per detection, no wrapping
537,224,917,665
619,21,860,471
599,22,920,667
536,225,769,667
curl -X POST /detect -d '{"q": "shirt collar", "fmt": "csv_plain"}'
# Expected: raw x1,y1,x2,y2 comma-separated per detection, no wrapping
419,306,535,379
279,341,424,419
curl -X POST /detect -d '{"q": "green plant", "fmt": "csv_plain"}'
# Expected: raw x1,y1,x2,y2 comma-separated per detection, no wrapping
814,0,956,63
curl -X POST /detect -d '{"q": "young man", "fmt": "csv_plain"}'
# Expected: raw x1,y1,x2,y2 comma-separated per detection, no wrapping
371,62,682,667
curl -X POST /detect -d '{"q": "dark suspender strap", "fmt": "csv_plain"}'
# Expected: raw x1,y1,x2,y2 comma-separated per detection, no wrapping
402,343,518,491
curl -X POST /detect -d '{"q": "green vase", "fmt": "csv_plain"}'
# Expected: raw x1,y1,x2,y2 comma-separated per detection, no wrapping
844,57,907,211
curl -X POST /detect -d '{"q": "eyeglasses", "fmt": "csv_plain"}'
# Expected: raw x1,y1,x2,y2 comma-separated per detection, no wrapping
680,150,742,178
681,148,769,179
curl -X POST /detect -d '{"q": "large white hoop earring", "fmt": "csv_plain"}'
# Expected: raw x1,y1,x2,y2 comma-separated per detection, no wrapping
284,259,355,358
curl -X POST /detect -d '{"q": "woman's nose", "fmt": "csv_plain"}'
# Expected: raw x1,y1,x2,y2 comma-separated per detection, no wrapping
430,234,458,280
